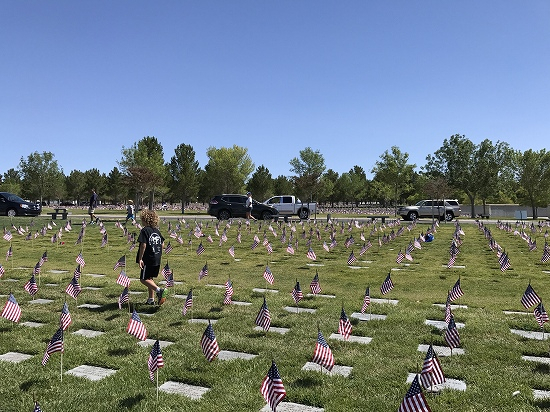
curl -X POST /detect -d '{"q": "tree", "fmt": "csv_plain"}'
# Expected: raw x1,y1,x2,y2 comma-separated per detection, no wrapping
334,173,353,204
106,167,127,205
203,145,254,196
65,170,87,204
514,149,550,219
320,169,339,206
119,136,166,210
18,151,64,204
371,146,416,215
348,166,368,206
289,147,326,202
272,175,294,196
83,169,107,201
0,169,22,194
247,165,273,202
167,143,201,213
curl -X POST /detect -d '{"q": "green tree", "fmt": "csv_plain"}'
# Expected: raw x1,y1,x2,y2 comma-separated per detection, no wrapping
321,169,339,206
83,169,107,203
119,136,166,210
65,170,87,205
348,166,368,206
371,146,416,215
514,149,550,219
334,173,353,204
106,167,127,205
289,147,326,203
0,169,22,194
168,143,201,213
247,165,273,202
203,145,254,196
18,151,64,204
272,175,294,195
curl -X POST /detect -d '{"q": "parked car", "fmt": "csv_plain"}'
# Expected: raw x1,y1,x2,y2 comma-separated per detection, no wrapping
0,192,42,217
263,195,317,219
397,199,461,221
207,194,278,220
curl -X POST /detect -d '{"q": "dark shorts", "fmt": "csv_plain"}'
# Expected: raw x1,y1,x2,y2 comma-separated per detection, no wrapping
140,264,160,280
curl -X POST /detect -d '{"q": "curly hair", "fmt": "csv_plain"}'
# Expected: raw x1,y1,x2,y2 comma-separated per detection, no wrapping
140,209,159,228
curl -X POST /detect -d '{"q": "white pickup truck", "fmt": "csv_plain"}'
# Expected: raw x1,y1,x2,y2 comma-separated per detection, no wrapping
263,195,317,219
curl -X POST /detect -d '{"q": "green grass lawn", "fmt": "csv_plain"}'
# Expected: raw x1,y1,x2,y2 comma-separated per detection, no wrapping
1,215,550,411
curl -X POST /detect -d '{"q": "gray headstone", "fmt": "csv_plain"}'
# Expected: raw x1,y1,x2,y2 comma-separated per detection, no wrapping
158,381,210,400
83,287,102,291
283,306,317,314
417,344,465,357
4,278,18,282
28,299,54,304
0,352,33,363
48,270,68,274
188,319,218,324
254,326,289,335
260,402,324,411
406,373,466,391
306,293,336,299
137,339,174,349
370,298,398,305
302,362,352,377
252,288,279,293
217,350,257,361
329,334,372,344
206,284,226,289
503,310,530,316
77,304,102,309
351,312,387,321
510,329,549,340
348,266,367,269
231,301,252,306
160,280,183,285
21,321,45,328
65,365,117,381
424,319,465,330
129,291,144,295
441,265,466,268
306,263,325,267
45,283,59,287
72,329,105,338
433,303,468,310
522,355,550,365
86,274,105,278
533,389,550,400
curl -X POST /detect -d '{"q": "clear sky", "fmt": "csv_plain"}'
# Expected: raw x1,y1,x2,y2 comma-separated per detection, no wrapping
1,1,549,180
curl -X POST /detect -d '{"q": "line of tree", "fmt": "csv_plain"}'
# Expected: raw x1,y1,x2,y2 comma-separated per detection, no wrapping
1,134,549,218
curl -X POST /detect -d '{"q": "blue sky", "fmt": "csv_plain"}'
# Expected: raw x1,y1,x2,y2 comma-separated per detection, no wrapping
2,1,549,180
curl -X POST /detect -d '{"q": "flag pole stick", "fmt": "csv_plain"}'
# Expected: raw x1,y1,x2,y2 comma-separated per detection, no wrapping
60,350,63,382
156,369,159,402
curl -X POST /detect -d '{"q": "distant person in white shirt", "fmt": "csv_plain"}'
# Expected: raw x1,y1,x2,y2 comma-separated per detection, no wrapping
246,192,256,221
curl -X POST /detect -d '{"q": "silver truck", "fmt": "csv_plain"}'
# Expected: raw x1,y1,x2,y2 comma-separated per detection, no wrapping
263,195,317,219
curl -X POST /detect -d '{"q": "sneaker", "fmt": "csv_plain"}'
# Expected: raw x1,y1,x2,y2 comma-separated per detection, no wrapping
157,288,168,305
145,300,155,306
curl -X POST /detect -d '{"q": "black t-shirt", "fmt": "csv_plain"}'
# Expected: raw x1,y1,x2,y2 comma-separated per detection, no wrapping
137,226,164,266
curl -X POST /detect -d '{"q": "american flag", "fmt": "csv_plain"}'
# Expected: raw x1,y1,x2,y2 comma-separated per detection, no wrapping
310,272,321,294
521,284,541,308
338,308,352,340
251,236,260,250
398,374,431,412
33,261,41,276
323,241,330,252
420,344,445,389
182,289,193,315
164,272,174,288
0,264,4,277
196,242,205,256
291,281,303,304
312,330,334,371
3,231,12,241
263,265,274,284
228,245,235,258
201,323,220,362
534,302,549,327
148,339,165,382
6,246,12,260
129,240,136,251
73,264,82,280
24,274,38,296
306,247,316,260
113,255,126,270
118,287,130,309
286,243,295,255
499,252,511,272
65,276,82,299
255,297,271,331
39,251,48,266
448,278,464,302
1,293,22,322
445,316,460,349
447,255,456,268
380,272,394,295
361,286,370,313
396,250,405,264
224,279,233,304
60,302,72,330
33,401,42,412
116,270,131,287
347,250,357,265
101,233,108,247
266,243,273,254
162,262,172,280
260,361,286,412
42,328,64,366
199,262,208,280
164,242,173,254
344,235,354,248
444,296,452,324
76,252,86,267
127,310,148,341
541,243,550,263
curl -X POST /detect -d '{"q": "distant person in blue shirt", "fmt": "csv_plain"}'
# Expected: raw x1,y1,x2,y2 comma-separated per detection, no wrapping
88,189,99,224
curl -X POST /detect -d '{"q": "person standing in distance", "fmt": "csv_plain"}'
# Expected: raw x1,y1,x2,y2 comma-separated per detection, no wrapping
246,191,256,221
88,189,99,224
137,209,168,305
125,200,135,224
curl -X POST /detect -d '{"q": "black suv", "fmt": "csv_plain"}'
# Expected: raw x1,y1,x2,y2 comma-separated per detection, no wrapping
208,194,278,220
0,192,42,217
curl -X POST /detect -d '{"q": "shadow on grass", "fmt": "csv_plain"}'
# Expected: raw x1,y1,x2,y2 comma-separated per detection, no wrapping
119,393,146,409
534,399,550,409
20,378,43,392
108,347,136,357
170,321,184,327
105,314,122,322
533,363,550,374
292,375,323,388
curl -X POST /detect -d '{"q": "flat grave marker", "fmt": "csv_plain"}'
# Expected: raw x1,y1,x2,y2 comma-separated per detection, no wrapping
65,365,117,381
28,299,54,305
418,344,465,357
0,352,33,363
137,339,174,349
283,306,317,314
252,288,279,294
351,312,387,321
302,362,353,377
21,321,45,328
217,350,257,361
260,402,324,411
370,298,398,305
77,304,102,309
253,326,289,334
510,329,549,341
425,319,465,330
406,373,466,391
159,381,210,400
72,329,105,338
329,333,372,345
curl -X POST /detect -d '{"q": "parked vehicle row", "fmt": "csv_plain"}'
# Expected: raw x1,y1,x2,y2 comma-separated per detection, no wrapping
0,192,42,217
397,199,461,221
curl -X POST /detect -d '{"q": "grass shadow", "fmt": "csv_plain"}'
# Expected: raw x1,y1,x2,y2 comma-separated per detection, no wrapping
118,393,146,409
